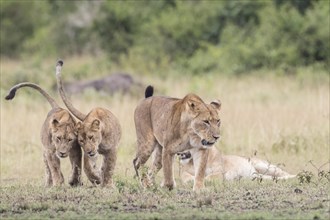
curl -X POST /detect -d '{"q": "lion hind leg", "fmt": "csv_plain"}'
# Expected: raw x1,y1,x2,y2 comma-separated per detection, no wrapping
133,139,158,187
250,158,296,179
148,144,163,183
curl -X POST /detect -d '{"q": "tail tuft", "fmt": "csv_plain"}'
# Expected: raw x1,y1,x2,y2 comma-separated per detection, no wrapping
57,60,64,67
145,85,154,98
5,88,17,100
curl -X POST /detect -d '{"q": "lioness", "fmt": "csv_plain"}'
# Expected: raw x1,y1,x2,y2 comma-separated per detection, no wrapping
55,60,121,187
178,146,296,183
133,86,221,191
5,82,82,187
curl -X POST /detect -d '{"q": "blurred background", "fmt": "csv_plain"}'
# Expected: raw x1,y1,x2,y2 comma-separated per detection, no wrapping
1,0,329,76
1,0,329,183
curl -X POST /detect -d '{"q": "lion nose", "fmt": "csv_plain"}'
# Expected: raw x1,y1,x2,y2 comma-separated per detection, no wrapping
201,139,208,146
87,150,95,156
59,152,66,157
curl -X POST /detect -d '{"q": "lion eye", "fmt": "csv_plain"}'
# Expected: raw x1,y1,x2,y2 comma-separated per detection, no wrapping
217,119,221,126
203,120,210,125
56,137,61,141
68,138,73,142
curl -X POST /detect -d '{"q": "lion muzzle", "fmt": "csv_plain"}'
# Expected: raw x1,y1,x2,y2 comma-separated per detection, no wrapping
87,150,97,158
201,139,215,147
57,151,68,158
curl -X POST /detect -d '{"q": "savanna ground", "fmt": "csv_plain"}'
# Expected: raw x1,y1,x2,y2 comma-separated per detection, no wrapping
1,56,329,219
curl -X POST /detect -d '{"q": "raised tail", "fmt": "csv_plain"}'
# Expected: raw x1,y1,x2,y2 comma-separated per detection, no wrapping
5,82,59,109
56,60,86,121
145,85,154,98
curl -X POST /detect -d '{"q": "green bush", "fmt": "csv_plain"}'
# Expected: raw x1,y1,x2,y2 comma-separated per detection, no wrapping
0,1,48,57
1,0,328,74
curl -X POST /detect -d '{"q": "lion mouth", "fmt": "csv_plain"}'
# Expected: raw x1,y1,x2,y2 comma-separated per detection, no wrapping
57,152,68,158
177,151,192,160
88,151,97,157
201,139,215,146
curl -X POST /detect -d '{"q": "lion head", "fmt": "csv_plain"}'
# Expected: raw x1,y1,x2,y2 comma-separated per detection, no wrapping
185,97,221,149
75,119,102,158
177,151,192,164
50,115,77,159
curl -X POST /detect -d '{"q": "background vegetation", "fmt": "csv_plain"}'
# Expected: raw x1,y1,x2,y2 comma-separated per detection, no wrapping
1,0,329,74
1,0,329,219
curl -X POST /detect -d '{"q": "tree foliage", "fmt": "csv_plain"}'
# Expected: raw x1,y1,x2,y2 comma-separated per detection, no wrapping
1,0,328,74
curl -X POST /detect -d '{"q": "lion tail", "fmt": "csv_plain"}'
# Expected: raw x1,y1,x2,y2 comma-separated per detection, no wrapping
145,85,154,98
55,60,86,121
5,82,59,109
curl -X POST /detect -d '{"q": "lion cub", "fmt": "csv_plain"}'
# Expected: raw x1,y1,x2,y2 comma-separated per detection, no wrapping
133,86,221,191
178,146,296,183
5,82,82,187
55,60,121,187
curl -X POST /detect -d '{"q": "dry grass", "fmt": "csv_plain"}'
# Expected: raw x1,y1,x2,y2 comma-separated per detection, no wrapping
0,58,329,219
1,58,329,183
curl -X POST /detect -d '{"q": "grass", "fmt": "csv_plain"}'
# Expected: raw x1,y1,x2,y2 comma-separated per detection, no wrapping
0,177,329,219
0,56,329,219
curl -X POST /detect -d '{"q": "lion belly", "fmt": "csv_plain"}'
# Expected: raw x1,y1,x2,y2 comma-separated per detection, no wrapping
221,155,257,180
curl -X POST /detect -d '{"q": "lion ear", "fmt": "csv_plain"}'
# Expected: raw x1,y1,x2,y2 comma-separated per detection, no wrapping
66,125,72,133
91,119,101,131
74,122,82,135
186,100,199,113
210,100,221,111
51,119,60,131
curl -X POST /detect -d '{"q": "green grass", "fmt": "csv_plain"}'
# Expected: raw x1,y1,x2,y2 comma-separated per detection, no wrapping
1,176,329,219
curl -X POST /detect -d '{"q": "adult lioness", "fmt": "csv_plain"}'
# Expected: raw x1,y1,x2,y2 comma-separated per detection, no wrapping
55,60,121,187
133,86,221,191
178,146,296,183
5,82,82,187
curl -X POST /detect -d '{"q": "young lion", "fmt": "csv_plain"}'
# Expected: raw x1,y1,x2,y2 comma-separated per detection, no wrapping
178,146,296,183
55,60,121,187
5,82,82,187
133,86,221,191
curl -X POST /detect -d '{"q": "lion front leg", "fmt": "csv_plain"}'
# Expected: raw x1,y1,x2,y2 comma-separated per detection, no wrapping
45,151,64,186
83,154,101,185
43,152,53,187
192,148,209,191
161,150,176,190
68,143,82,186
100,148,117,188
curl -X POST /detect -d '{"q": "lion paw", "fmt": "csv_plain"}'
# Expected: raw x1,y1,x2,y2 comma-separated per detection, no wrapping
161,180,176,190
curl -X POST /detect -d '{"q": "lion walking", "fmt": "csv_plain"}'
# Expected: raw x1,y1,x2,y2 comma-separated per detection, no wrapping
133,86,222,191
5,81,82,187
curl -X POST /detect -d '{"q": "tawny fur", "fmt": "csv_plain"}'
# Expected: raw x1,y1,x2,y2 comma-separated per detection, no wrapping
5,82,82,187
178,146,296,183
133,86,221,191
55,61,121,187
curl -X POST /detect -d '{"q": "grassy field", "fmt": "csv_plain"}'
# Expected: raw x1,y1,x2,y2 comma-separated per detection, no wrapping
1,57,329,219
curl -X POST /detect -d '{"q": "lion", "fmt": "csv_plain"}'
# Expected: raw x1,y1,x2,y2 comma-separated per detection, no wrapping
55,60,121,187
5,82,82,187
133,85,221,191
178,146,296,183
